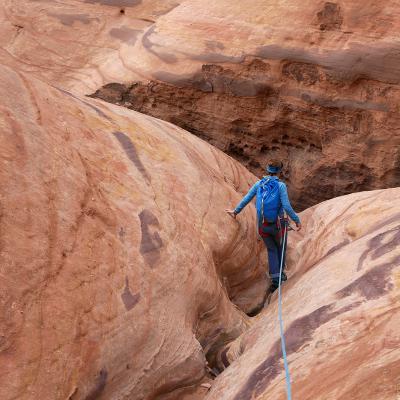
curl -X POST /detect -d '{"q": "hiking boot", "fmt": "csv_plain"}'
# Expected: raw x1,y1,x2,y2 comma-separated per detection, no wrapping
269,273,288,293
270,279,279,293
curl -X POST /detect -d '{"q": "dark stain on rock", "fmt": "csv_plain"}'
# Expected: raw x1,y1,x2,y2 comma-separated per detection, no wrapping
370,226,400,260
255,42,400,84
358,225,400,270
142,26,178,63
109,26,140,45
154,52,178,64
367,213,400,237
205,40,225,51
84,0,141,6
232,354,281,400
80,99,112,120
50,13,94,26
338,255,399,300
85,368,108,400
153,3,180,17
139,209,163,267
142,25,156,49
118,227,126,241
283,300,364,353
58,87,112,121
325,239,350,258
317,2,343,31
121,277,140,310
357,245,373,271
281,305,338,356
234,301,361,399
113,132,151,184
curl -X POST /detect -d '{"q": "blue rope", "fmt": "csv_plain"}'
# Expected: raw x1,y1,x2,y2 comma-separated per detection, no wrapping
278,221,292,400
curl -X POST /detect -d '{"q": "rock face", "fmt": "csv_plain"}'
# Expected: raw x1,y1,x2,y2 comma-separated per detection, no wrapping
0,0,185,93
205,188,400,400
1,2,400,400
88,0,400,209
2,0,399,209
0,62,267,400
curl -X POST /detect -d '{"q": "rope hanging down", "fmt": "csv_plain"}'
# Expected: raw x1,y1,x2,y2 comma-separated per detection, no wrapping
278,220,292,400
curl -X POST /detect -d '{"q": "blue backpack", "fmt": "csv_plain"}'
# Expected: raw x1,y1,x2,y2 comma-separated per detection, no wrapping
256,177,281,224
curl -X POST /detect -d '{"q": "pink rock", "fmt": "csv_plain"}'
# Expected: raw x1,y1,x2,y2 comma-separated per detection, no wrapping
0,62,266,399
207,188,400,400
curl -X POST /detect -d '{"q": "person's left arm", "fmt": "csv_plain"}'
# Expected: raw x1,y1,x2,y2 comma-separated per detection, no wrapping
279,182,300,226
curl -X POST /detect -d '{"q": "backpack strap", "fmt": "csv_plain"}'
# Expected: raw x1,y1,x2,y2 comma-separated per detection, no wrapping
260,177,280,223
260,177,271,223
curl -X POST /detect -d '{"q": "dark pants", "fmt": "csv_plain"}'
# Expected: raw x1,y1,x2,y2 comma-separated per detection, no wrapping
260,221,287,280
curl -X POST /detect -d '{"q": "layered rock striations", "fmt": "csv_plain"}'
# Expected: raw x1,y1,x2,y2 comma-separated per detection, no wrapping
206,188,400,400
0,0,184,93
0,62,266,400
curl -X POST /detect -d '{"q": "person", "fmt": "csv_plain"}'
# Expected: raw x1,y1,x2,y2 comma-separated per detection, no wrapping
226,160,301,293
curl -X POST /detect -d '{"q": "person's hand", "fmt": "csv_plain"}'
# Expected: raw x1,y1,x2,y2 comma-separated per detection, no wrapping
225,209,237,219
295,221,302,231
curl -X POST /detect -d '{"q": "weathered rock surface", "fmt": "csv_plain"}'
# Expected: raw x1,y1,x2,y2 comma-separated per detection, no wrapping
0,62,267,400
206,188,400,400
0,0,184,93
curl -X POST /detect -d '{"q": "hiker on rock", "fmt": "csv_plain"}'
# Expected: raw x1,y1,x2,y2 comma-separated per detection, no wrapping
226,160,301,292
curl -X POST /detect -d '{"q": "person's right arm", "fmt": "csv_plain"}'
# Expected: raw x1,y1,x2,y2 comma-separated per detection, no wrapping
226,181,259,218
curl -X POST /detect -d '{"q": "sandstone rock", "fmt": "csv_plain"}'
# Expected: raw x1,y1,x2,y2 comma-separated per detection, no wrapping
1,2,400,400
206,188,400,400
0,0,185,93
0,62,267,400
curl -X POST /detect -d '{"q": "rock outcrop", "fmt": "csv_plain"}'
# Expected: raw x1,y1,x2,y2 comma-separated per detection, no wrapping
206,188,400,400
88,0,400,209
0,62,267,400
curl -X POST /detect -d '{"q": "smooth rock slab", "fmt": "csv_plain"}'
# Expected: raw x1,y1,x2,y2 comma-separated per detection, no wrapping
206,188,400,400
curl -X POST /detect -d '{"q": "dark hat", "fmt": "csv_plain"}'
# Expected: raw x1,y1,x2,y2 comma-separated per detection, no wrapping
266,162,283,173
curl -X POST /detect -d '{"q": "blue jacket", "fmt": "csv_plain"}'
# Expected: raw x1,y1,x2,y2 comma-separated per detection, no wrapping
234,176,300,224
